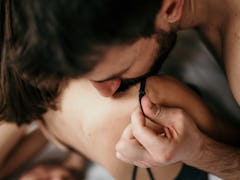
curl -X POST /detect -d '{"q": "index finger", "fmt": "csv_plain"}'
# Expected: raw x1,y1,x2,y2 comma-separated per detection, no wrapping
131,109,169,156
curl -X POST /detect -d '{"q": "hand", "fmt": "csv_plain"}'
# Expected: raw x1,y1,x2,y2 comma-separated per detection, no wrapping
116,96,204,168
19,164,77,180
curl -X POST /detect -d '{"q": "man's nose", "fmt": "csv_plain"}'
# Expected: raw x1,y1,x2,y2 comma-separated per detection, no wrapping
91,79,121,97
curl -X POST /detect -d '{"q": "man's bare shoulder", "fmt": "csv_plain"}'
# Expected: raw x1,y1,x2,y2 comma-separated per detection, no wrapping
146,75,179,87
145,75,186,94
223,17,240,105
145,75,194,105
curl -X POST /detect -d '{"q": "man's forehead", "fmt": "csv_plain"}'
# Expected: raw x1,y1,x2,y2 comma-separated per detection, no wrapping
88,67,129,82
85,57,132,82
89,37,150,60
85,43,138,81
85,37,159,81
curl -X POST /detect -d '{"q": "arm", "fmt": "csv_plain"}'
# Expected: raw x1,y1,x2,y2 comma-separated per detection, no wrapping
145,76,240,145
116,75,240,179
0,123,27,169
0,128,48,178
224,20,240,107
17,121,89,179
188,135,240,179
19,153,88,180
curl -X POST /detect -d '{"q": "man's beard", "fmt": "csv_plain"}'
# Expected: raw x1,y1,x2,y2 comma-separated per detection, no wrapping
115,31,177,93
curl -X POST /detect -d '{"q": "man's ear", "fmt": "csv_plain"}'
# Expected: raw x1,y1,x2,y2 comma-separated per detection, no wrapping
155,0,184,31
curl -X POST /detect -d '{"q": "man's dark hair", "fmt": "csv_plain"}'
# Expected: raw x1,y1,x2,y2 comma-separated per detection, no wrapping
11,0,163,80
0,0,162,124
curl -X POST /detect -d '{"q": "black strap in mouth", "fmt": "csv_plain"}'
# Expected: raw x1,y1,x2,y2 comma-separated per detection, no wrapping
132,79,155,180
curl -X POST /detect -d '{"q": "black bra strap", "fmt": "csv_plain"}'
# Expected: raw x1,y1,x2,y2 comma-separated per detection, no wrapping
132,79,155,180
132,166,154,180
146,168,155,180
131,166,138,180
138,78,146,113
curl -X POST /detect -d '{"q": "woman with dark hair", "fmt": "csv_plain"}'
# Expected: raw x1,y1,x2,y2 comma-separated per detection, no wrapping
1,0,240,179
3,75,239,179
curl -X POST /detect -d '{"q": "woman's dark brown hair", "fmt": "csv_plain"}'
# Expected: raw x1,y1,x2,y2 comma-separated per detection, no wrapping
0,0,162,125
0,0,61,125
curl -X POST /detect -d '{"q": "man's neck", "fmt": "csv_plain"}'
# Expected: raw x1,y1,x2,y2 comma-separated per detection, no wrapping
179,0,229,30
179,0,235,62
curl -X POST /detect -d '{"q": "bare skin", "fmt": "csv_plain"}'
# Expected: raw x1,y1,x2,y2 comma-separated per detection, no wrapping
177,0,240,103
0,124,87,179
88,0,240,178
0,127,48,178
117,77,240,179
39,77,183,180
38,76,238,179
2,1,240,178
0,123,26,169
19,153,87,180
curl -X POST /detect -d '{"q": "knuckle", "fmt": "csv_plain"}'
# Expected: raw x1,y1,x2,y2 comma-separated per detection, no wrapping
154,105,164,119
132,126,141,137
171,109,190,130
175,109,185,118
146,158,159,167
136,162,147,168
172,109,185,121
153,152,173,164
115,140,126,152
152,161,161,167
131,111,137,120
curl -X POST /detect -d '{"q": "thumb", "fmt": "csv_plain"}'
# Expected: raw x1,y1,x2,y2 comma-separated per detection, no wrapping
141,95,169,126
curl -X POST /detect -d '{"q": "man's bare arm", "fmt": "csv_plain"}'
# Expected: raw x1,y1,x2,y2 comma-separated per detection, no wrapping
186,135,240,179
116,76,240,179
224,19,240,106
145,76,240,145
148,76,240,178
